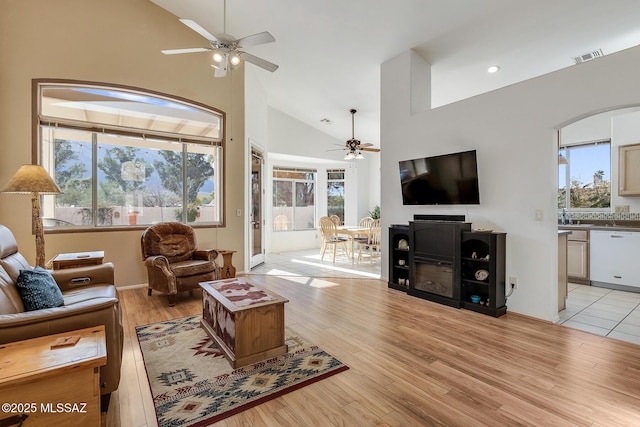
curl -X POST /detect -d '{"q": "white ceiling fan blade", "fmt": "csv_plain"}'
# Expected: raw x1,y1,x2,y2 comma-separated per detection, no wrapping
179,19,218,41
236,31,276,48
161,47,210,55
238,51,279,72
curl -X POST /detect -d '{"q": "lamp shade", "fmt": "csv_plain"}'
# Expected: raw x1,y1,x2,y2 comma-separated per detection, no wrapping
1,165,62,194
558,154,568,165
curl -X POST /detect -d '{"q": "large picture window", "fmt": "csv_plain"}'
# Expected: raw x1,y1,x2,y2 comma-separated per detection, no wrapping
272,168,316,231
37,81,224,229
558,141,611,210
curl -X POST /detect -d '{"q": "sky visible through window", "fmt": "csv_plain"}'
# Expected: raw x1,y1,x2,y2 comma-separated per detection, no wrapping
558,144,610,189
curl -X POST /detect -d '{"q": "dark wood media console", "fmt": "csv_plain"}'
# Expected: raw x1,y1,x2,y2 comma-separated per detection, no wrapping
388,218,507,317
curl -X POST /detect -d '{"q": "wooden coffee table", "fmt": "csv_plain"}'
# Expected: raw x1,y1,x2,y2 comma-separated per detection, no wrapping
200,278,288,368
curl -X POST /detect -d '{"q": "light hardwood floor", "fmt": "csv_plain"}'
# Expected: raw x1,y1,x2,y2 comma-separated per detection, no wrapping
106,276,640,426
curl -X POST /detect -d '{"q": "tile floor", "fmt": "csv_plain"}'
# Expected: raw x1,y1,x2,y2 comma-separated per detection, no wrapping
246,248,381,279
559,283,640,345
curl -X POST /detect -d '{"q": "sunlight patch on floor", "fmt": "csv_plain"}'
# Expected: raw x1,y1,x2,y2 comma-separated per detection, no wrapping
263,274,339,288
309,278,340,288
264,268,301,276
290,258,380,279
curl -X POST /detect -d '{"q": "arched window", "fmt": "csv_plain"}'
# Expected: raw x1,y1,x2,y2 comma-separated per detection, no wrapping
35,80,224,229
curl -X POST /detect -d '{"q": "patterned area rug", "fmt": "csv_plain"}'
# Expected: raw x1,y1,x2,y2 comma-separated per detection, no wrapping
136,315,349,426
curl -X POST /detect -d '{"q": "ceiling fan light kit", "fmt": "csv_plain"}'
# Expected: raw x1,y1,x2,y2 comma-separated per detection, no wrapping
161,0,278,78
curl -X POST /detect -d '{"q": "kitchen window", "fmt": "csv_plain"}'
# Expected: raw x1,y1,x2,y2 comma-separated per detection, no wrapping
558,140,611,210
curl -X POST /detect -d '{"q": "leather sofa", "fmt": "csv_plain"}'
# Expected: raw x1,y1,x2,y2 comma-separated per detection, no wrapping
0,224,123,409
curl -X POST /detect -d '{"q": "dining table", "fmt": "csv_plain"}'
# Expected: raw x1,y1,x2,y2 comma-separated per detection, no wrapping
336,225,371,264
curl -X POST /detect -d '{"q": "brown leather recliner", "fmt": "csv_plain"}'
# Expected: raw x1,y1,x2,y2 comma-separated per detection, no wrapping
141,222,221,306
0,224,123,409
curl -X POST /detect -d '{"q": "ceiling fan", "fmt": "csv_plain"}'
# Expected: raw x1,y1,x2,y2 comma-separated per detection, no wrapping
161,0,278,77
339,109,380,160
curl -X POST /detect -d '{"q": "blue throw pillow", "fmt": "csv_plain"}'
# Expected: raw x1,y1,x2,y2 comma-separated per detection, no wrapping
16,266,64,311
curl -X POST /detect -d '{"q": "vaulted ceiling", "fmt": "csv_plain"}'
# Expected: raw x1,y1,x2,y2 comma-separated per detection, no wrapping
151,0,640,152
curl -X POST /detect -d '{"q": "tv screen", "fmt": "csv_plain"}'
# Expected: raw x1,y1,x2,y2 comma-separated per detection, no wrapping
399,150,480,205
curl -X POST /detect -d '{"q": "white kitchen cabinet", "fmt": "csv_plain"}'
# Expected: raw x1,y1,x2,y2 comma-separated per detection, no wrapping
590,230,640,288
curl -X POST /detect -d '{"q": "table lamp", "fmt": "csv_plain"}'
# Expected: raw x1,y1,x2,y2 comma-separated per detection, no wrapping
1,164,62,267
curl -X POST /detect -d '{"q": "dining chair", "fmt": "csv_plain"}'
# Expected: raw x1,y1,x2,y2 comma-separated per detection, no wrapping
329,214,341,226
357,218,382,264
319,216,350,263
357,216,374,240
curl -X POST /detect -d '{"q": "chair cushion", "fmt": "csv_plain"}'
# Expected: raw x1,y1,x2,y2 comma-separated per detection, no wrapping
326,237,348,242
16,266,64,311
141,222,197,262
170,259,216,278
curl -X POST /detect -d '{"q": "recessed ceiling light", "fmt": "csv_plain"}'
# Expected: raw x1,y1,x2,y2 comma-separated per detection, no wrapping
487,65,500,73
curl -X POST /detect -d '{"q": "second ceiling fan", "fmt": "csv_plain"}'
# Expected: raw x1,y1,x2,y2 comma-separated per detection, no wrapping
342,109,380,160
161,0,278,77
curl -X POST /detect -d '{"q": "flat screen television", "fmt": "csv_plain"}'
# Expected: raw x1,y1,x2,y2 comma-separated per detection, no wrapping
399,150,480,205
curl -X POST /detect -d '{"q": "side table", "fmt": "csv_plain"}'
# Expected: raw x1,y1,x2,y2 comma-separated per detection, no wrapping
218,250,236,278
52,251,104,270
0,326,107,426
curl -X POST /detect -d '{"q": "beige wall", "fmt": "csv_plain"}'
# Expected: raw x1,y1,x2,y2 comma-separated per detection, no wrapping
0,0,246,286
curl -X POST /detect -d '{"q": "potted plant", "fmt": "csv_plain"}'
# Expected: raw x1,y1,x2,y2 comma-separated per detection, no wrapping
368,205,380,219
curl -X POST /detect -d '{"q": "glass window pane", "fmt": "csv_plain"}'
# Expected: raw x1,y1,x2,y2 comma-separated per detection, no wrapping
40,85,222,141
294,182,315,229
273,180,293,231
97,133,172,226
558,143,610,210
185,144,219,224
44,127,92,227
273,181,293,207
328,180,345,222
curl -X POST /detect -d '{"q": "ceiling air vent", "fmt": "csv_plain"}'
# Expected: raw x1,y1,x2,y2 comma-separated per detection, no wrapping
573,49,604,64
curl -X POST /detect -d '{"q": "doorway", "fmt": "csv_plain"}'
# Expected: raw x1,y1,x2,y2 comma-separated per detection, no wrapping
250,149,265,268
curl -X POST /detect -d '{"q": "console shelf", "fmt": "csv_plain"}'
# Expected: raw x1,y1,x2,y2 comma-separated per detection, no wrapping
388,225,410,292
460,231,507,317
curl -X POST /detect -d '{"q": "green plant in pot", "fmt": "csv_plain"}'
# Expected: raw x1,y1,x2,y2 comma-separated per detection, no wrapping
368,205,380,219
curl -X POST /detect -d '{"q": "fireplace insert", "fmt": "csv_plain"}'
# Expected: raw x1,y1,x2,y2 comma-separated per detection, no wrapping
408,220,470,307
413,259,454,297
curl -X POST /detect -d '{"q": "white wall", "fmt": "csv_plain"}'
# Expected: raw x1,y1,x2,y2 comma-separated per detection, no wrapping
381,45,640,322
244,66,270,272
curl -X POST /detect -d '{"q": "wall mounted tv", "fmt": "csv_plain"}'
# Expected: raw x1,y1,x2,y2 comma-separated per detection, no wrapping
399,149,480,205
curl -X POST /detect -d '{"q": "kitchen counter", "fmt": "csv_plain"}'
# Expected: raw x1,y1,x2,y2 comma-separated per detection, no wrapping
559,223,640,232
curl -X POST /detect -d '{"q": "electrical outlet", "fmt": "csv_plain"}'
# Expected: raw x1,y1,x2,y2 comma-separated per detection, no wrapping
509,276,518,289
